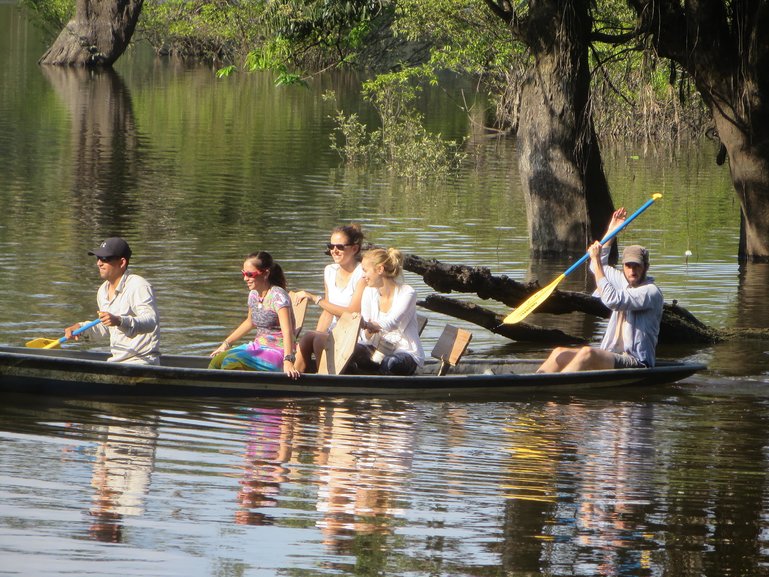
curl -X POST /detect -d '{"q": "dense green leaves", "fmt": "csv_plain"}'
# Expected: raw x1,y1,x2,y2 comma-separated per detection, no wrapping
21,0,708,152
21,0,73,35
327,69,466,180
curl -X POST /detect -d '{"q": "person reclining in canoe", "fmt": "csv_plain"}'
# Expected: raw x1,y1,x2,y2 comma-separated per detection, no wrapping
208,251,300,380
537,208,664,373
64,237,160,365
347,247,425,376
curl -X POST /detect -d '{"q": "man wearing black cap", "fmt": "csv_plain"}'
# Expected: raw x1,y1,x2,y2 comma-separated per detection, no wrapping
538,208,664,372
65,237,160,364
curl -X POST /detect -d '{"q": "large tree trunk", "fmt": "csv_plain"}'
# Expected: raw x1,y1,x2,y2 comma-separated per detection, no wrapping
717,105,769,261
39,0,144,67
515,0,615,257
629,0,769,262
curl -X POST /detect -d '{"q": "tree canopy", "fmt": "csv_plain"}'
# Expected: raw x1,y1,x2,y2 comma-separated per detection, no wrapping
25,0,769,261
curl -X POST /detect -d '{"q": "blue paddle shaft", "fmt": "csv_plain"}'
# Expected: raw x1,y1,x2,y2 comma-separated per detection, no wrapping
57,318,101,345
562,195,660,277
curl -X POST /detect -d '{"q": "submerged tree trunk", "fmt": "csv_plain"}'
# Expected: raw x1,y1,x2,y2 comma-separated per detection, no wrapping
492,0,615,257
629,0,769,262
39,0,144,67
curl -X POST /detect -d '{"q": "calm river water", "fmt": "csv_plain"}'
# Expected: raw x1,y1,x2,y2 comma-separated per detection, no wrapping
2,4,769,576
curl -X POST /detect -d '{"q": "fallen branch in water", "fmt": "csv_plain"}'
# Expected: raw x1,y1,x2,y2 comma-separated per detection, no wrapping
404,253,725,345
417,294,586,345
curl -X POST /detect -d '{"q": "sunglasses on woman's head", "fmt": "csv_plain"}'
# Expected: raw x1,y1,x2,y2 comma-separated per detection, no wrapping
241,269,266,278
326,243,352,251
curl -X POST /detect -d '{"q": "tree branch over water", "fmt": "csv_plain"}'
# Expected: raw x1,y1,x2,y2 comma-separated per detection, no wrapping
403,253,761,345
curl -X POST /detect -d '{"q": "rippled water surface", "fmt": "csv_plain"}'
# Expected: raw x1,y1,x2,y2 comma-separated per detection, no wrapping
2,4,769,576
3,391,769,576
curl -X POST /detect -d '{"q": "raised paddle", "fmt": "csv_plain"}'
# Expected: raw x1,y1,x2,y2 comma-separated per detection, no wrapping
25,318,102,349
502,193,662,325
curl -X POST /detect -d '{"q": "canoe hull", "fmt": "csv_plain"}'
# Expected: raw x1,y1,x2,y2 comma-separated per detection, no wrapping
0,346,705,399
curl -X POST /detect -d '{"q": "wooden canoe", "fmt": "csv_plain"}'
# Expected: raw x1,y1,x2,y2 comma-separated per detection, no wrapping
0,346,705,399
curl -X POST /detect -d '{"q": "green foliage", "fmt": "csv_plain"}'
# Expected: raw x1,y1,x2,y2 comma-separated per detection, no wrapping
588,1,708,141
140,0,267,61
394,0,519,74
362,67,437,124
329,109,372,164
327,72,467,181
394,0,706,140
392,0,529,132
230,0,391,80
20,0,709,145
215,65,236,79
243,38,308,86
20,0,73,36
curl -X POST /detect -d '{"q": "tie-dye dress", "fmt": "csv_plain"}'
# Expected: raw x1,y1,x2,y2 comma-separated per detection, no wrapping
210,286,294,371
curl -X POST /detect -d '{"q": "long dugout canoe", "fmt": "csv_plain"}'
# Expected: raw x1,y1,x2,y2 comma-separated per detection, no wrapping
0,346,706,400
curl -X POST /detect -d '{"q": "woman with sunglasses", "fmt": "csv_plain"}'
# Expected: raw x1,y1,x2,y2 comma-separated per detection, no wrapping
292,224,366,372
209,251,299,379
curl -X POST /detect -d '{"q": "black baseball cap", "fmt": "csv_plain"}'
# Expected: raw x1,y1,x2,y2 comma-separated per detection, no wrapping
88,237,132,259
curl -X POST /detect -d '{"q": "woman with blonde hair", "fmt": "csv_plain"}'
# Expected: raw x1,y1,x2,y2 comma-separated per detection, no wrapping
351,247,424,375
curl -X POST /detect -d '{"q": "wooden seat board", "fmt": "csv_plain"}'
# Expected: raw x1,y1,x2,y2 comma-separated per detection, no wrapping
289,291,308,338
430,324,473,375
317,312,362,375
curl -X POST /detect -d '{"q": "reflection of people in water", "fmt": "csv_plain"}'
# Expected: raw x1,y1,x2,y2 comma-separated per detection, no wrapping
231,402,417,548
235,407,294,526
314,404,415,552
568,405,653,576
87,419,158,542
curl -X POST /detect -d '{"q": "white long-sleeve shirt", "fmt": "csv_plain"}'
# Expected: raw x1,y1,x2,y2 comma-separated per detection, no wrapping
82,270,160,364
359,284,425,367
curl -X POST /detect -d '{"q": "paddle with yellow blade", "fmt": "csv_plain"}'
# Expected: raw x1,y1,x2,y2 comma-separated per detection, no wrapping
26,318,102,349
502,193,662,325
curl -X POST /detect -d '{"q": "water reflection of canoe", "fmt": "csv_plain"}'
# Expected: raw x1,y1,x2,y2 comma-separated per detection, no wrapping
0,346,705,399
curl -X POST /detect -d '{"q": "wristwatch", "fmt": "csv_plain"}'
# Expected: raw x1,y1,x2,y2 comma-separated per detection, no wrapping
284,353,296,363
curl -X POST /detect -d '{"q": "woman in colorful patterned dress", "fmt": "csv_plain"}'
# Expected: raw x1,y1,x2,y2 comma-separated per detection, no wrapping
209,251,299,379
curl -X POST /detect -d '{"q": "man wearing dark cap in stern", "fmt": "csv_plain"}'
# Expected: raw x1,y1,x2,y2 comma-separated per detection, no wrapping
65,237,160,364
537,208,663,373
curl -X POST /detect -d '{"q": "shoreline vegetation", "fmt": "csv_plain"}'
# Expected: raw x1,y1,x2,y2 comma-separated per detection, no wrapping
21,0,711,148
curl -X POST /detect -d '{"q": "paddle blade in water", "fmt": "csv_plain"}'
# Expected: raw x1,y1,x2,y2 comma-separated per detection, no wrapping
502,274,565,324
25,338,62,349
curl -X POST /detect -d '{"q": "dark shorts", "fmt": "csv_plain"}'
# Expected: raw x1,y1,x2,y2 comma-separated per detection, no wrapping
612,352,646,369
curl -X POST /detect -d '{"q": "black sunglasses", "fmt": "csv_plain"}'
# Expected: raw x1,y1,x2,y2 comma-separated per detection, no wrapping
326,243,353,251
96,255,119,262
